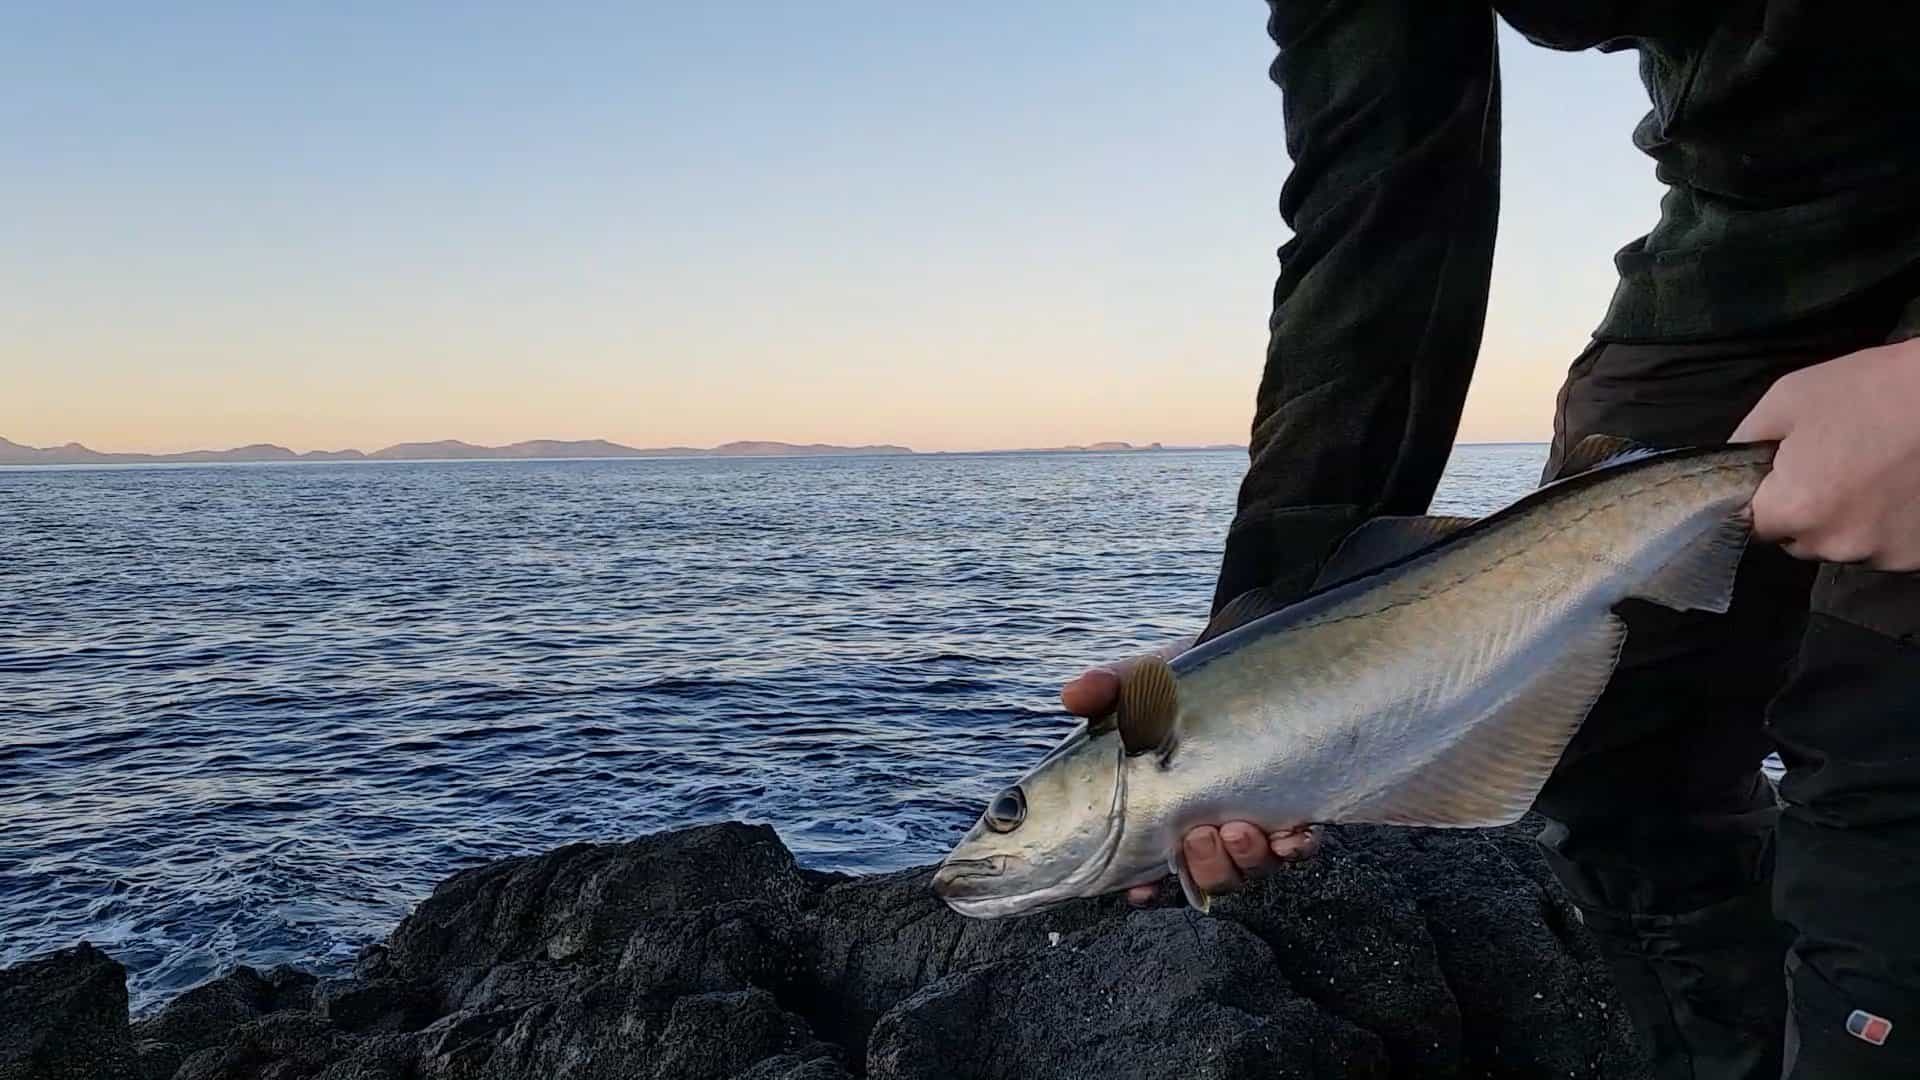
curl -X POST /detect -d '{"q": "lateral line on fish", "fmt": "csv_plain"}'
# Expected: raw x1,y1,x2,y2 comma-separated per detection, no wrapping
1254,459,1752,640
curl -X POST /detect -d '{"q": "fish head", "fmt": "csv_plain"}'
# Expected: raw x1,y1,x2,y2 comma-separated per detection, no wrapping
932,722,1128,918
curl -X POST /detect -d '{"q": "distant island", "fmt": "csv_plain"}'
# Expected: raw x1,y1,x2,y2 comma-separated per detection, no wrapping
0,436,1239,466
1008,441,1241,453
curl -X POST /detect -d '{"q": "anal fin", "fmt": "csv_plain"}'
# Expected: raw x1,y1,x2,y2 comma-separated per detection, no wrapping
1338,613,1628,827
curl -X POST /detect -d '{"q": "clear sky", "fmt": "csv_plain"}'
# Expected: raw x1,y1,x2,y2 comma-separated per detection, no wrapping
4,3,1663,454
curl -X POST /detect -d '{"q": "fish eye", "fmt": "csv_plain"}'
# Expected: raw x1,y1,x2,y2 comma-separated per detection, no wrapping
984,786,1027,833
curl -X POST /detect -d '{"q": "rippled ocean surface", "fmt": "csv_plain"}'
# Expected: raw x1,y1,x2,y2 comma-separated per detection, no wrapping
0,444,1546,1010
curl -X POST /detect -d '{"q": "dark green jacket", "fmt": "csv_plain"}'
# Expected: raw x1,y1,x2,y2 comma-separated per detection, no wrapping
1215,0,1920,612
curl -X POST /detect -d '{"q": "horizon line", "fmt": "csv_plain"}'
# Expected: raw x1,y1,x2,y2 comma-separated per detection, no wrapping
0,433,1554,457
0,431,1553,470
0,433,1222,462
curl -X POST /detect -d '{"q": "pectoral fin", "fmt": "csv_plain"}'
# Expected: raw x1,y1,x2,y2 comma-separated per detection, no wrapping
1116,655,1180,757
1170,851,1211,914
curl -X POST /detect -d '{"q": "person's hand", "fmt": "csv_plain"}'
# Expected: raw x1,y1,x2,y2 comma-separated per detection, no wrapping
1060,638,1322,907
1732,336,1920,571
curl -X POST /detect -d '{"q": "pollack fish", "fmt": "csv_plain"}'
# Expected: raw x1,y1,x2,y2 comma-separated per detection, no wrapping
932,437,1773,918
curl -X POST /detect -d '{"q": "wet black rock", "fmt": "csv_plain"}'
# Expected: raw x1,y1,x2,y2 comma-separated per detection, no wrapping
0,943,137,1080
128,964,317,1079
866,911,1389,1080
0,820,1651,1079
311,974,441,1034
797,864,1121,1054
133,964,316,1050
384,824,815,1013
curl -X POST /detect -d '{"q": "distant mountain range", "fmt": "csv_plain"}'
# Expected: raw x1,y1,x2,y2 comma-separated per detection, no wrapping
0,436,1234,466
1008,441,1238,453
0,436,914,466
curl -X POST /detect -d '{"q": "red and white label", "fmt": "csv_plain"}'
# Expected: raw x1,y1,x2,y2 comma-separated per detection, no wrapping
1847,1009,1893,1047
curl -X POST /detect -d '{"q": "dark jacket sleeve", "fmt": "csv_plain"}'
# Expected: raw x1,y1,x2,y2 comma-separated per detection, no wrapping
1214,0,1502,613
1895,296,1920,344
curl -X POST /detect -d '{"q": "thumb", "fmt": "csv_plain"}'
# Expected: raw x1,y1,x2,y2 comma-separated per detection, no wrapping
1731,386,1794,444
1061,668,1121,717
1150,633,1198,661
1061,635,1196,718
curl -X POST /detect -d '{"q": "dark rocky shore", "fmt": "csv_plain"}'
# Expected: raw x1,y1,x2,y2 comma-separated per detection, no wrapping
1,820,1651,1079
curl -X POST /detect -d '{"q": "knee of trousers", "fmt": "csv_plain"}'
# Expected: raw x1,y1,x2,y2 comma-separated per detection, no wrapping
1558,872,1790,1080
1536,814,1788,1002
1536,786,1781,917
1786,950,1920,1078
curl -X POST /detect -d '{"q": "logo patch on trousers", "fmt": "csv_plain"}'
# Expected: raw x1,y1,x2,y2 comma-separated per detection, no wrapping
1847,1009,1893,1046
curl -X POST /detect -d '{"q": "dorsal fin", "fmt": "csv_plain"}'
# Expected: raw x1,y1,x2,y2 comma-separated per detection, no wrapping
1309,515,1476,591
1194,586,1292,646
1555,434,1659,480
1116,655,1179,756
1195,514,1477,646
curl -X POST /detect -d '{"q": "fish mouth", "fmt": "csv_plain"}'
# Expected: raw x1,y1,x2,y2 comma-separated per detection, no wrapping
940,886,1080,920
930,856,1010,899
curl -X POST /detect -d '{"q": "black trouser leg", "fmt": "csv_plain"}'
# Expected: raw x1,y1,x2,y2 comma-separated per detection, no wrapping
1535,553,1812,1080
1531,318,1893,1079
1769,566,1920,1077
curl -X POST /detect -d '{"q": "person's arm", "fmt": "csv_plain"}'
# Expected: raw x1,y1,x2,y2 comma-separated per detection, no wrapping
1214,0,1502,612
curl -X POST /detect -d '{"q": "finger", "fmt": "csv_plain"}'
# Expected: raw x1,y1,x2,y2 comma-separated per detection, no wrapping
1747,474,1825,545
1060,668,1121,717
1782,532,1873,566
1745,475,1790,542
1126,883,1159,907
1149,634,1199,661
1870,551,1920,574
1730,386,1793,443
1781,537,1819,563
1219,821,1278,875
1063,636,1196,718
1271,824,1324,861
1183,827,1245,894
1815,534,1876,566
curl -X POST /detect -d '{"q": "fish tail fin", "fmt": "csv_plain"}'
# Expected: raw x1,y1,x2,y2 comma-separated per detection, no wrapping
1628,511,1752,614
